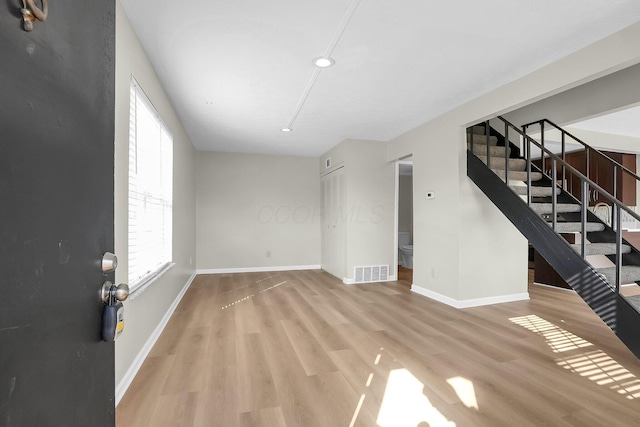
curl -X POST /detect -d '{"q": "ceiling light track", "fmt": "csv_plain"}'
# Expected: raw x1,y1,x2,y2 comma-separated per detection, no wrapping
322,0,362,59
283,68,322,131
282,0,362,132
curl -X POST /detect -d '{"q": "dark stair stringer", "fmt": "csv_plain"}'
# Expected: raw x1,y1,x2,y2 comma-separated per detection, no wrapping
467,151,640,358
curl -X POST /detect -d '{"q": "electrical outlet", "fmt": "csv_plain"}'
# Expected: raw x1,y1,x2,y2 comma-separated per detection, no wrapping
189,257,193,265
431,267,436,278
266,250,271,258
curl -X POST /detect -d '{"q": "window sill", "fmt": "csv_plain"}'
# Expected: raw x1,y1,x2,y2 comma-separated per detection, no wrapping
128,262,175,300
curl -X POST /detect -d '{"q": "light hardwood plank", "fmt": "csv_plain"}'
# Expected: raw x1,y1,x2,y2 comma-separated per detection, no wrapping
235,332,279,413
117,270,640,426
147,392,198,427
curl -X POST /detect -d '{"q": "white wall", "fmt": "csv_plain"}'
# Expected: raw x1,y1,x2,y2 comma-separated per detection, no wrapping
346,140,396,273
114,0,196,399
196,152,321,271
504,62,640,128
320,139,396,281
386,21,640,305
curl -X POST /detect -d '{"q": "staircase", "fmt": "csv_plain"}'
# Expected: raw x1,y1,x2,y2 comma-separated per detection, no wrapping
467,117,640,358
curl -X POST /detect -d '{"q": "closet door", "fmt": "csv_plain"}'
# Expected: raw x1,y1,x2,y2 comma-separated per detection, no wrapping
321,167,346,279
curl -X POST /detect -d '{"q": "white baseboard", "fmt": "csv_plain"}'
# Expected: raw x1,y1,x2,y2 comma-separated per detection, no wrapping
410,284,529,309
196,265,321,275
115,272,196,406
532,281,575,292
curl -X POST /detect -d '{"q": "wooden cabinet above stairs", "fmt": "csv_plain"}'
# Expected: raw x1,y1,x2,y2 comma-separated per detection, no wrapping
536,150,637,207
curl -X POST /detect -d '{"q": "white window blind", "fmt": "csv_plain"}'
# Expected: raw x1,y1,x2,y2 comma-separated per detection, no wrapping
128,78,173,291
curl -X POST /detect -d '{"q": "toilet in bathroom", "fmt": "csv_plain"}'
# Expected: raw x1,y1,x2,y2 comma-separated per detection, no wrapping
398,231,414,269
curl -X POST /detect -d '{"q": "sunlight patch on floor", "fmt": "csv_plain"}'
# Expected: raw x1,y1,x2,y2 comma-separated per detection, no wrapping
349,350,383,426
446,376,478,410
510,314,592,352
349,393,367,427
556,350,640,400
221,281,287,310
377,369,456,427
511,314,640,400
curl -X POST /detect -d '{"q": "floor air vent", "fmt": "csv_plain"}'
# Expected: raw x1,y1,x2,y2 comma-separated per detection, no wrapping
353,265,389,283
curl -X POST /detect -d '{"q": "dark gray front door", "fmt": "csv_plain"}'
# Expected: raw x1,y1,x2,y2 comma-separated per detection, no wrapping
0,1,115,425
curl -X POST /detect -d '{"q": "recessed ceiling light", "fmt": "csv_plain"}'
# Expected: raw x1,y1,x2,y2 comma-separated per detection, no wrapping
281,127,293,132
313,57,335,68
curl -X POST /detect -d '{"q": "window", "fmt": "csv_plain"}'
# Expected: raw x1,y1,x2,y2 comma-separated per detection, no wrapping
128,78,173,292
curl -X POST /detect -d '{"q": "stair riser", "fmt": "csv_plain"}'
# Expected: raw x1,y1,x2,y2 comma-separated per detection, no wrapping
471,125,486,135
468,135,498,146
570,243,631,256
493,170,543,182
479,156,526,171
551,223,605,233
468,145,510,157
532,203,581,214
510,186,561,197
598,267,640,285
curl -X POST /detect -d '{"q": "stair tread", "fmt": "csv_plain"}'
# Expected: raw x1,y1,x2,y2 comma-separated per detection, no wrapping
468,144,510,157
597,266,640,285
471,125,486,135
552,222,605,232
510,185,561,196
477,155,526,171
493,170,543,182
531,203,582,213
570,243,631,256
469,135,498,146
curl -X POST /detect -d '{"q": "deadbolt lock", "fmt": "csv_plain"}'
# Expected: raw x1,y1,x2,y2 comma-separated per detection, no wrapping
101,252,118,273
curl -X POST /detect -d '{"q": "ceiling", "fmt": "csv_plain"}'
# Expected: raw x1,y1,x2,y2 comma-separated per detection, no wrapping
120,0,640,157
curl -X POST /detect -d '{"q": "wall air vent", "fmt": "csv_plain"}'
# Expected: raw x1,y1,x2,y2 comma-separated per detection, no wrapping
352,265,389,283
380,265,388,280
364,266,372,282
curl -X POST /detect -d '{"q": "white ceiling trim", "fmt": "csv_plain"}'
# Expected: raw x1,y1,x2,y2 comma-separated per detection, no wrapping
285,0,362,131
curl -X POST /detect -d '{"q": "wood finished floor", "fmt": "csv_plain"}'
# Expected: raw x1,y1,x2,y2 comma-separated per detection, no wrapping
117,270,640,426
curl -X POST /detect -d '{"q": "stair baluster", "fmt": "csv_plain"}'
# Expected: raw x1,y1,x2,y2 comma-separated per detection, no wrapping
616,204,622,292
561,131,566,191
613,165,618,230
540,120,546,175
525,130,532,205
581,180,588,258
504,122,509,183
485,120,491,170
552,157,557,231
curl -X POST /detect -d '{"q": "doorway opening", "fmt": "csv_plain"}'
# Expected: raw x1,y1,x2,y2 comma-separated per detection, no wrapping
395,159,413,286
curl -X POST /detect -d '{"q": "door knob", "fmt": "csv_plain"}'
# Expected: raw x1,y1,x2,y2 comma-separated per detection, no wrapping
113,283,129,301
101,252,118,273
100,281,129,303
